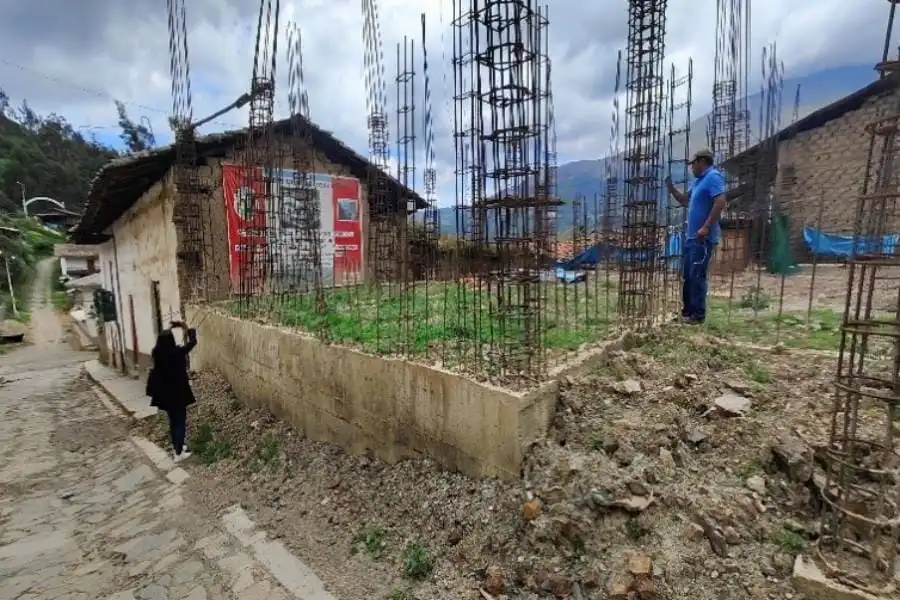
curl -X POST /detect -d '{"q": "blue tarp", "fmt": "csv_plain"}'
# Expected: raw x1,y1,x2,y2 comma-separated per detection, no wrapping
554,231,685,277
803,226,898,258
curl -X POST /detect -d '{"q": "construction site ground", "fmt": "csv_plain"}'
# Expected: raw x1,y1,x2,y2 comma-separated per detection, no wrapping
129,266,897,600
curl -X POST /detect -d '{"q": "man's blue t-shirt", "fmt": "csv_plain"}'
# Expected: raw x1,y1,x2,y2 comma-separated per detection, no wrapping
686,167,726,244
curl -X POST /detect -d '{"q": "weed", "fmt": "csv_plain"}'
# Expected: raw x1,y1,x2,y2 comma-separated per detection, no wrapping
228,398,243,412
387,588,415,600
191,422,233,464
773,528,806,554
624,518,649,541
352,524,388,557
744,361,772,384
737,458,765,478
402,540,434,580
739,286,771,310
255,434,280,467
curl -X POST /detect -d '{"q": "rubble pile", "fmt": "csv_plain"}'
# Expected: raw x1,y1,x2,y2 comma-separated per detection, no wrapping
136,327,892,600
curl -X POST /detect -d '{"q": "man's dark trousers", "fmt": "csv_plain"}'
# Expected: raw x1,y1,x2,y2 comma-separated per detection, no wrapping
681,238,714,322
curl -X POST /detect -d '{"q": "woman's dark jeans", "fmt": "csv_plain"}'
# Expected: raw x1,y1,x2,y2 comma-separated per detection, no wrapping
165,406,187,455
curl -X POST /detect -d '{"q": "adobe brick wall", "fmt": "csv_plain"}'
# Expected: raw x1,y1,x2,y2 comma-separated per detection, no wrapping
171,134,376,304
776,87,900,259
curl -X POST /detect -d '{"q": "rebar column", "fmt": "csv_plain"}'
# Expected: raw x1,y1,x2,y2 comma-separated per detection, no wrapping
618,0,668,325
817,2,900,593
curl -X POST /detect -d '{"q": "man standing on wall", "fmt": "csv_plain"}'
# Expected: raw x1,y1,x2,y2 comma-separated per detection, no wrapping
665,149,727,324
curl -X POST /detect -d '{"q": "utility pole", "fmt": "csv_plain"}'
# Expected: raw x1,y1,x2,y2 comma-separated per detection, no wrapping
1,252,17,317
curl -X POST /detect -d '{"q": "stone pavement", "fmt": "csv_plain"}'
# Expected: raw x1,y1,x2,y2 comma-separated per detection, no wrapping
84,359,158,420
0,259,329,600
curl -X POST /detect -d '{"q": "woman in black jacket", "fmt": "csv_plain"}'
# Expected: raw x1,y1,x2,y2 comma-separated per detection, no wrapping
147,320,198,462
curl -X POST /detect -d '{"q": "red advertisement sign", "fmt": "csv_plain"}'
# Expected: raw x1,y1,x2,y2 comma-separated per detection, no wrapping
222,164,268,294
329,175,363,283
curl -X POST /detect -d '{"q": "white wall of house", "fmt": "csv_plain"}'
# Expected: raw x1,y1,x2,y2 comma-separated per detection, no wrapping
59,256,91,277
99,175,182,370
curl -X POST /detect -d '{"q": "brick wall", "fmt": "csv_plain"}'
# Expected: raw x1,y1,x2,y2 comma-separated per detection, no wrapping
777,87,900,258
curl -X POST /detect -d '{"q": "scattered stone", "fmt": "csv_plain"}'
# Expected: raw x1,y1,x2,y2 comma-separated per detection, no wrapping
544,573,571,597
695,514,729,557
137,584,168,600
783,518,805,533
619,379,642,396
522,500,541,521
627,480,649,496
713,393,752,416
633,578,659,600
485,565,505,596
628,555,652,577
685,523,705,542
723,526,741,545
745,475,767,496
658,448,676,471
685,429,708,445
601,437,620,455
771,434,814,483
606,573,634,599
724,380,752,395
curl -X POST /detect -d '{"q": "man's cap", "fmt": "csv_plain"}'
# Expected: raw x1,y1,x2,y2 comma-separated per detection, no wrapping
689,148,714,164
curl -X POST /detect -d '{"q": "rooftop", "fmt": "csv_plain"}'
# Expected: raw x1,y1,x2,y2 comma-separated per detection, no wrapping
70,115,427,243
724,70,900,168
54,243,100,258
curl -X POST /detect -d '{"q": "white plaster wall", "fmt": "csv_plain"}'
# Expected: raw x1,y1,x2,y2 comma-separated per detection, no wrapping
60,257,89,277
106,175,182,365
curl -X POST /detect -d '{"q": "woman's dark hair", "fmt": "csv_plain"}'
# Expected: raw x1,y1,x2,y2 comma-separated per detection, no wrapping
152,329,177,366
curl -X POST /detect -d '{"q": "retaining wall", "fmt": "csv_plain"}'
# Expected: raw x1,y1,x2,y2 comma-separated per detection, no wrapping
186,307,564,480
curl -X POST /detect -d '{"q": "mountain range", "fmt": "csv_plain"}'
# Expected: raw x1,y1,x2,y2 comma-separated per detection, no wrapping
434,63,876,234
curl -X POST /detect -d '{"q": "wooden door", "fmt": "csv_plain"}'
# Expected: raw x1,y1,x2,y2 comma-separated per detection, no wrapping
128,294,139,368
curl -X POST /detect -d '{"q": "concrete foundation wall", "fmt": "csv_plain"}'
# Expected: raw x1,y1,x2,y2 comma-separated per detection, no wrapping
186,307,559,480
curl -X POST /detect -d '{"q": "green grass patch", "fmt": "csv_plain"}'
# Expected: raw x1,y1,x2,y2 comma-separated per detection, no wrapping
401,540,434,580
773,528,807,554
704,300,843,351
225,281,618,363
191,422,233,464
352,524,389,557
252,433,280,469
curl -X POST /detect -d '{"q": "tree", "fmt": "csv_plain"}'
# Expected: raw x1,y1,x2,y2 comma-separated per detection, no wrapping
115,100,156,153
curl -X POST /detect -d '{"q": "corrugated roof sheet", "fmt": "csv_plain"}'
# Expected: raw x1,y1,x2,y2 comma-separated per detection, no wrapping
70,115,426,241
725,70,900,167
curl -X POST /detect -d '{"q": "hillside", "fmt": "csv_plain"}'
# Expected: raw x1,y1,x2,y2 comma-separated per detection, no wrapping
437,64,876,233
0,91,118,217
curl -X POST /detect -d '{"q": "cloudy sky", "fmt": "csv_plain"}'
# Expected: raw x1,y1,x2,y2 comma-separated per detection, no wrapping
0,0,891,203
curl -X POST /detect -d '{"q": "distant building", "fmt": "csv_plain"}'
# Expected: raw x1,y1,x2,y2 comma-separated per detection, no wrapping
32,206,81,231
69,115,424,375
723,72,900,261
53,243,99,279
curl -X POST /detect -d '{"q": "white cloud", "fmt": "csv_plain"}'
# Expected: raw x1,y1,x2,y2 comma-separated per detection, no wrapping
0,0,892,205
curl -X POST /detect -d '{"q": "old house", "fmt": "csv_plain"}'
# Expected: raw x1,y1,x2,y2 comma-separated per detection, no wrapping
69,116,424,374
54,243,100,279
723,72,900,262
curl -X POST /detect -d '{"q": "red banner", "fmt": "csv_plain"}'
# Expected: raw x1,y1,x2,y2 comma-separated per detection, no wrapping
222,164,268,294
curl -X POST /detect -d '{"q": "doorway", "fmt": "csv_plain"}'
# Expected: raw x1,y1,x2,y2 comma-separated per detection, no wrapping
151,281,162,336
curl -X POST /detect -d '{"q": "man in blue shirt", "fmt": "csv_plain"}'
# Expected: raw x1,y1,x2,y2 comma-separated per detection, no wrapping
665,149,727,324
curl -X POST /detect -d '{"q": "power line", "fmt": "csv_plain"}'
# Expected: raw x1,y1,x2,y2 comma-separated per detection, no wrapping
0,57,244,130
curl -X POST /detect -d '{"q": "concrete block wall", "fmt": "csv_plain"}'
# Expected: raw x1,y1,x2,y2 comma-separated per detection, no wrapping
186,307,559,480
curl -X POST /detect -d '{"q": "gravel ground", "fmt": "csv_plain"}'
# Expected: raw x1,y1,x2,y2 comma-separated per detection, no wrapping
135,325,895,600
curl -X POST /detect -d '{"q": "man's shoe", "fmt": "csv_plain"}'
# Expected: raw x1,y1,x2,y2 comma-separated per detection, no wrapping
173,450,192,463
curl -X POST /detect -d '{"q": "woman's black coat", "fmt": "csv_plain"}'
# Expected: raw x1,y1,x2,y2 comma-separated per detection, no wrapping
147,328,198,411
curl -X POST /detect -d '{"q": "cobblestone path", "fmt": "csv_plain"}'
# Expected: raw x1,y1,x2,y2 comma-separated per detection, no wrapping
0,260,294,600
